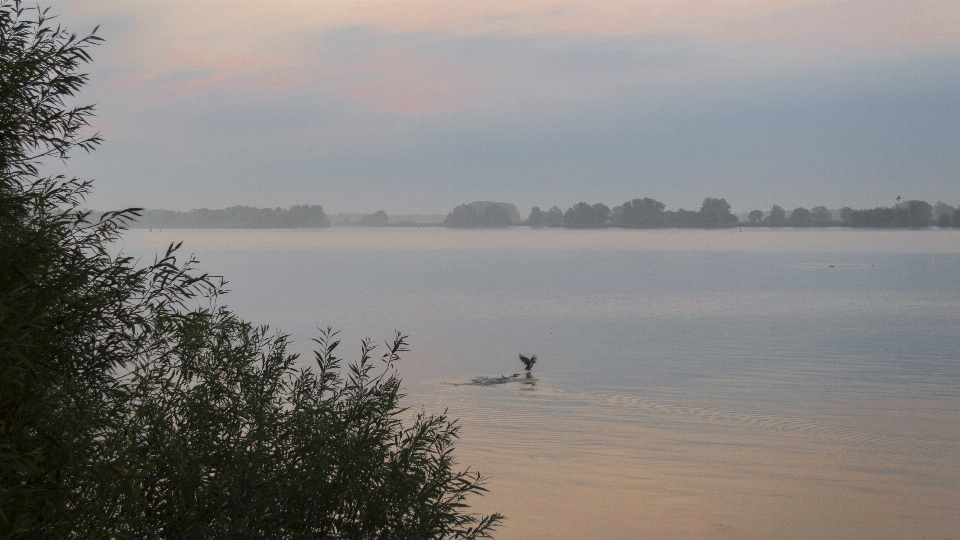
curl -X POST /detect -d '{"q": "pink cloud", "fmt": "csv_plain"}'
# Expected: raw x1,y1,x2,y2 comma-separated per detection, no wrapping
58,0,960,113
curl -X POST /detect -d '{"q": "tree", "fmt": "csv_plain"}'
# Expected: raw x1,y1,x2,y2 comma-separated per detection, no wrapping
698,198,737,228
839,207,853,225
613,197,666,228
359,210,389,227
528,206,563,227
563,202,610,228
748,210,764,224
810,206,831,226
790,207,811,226
443,204,479,228
527,206,546,226
904,200,933,227
936,211,951,227
444,202,515,228
1,3,501,537
480,204,512,227
465,202,520,224
933,202,955,222
545,206,564,226
763,204,786,226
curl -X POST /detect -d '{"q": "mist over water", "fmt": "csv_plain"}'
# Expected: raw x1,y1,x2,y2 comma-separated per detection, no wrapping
121,228,960,539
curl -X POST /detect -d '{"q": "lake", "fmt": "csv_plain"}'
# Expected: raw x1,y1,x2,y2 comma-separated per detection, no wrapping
120,227,960,540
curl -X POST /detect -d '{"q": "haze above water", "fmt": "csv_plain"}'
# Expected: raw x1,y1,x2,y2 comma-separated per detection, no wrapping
122,228,960,540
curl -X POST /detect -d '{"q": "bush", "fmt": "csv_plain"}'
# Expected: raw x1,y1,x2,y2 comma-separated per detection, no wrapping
0,2,500,537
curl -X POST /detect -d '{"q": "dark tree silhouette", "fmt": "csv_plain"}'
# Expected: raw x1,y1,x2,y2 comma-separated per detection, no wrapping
613,198,667,228
748,210,764,223
0,4,501,537
564,202,610,228
698,198,737,228
763,204,786,226
790,207,811,226
444,202,515,228
358,210,389,226
810,206,831,225
840,207,854,224
528,206,564,226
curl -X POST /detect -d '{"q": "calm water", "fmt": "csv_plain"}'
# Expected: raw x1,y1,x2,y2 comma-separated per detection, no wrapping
121,228,960,540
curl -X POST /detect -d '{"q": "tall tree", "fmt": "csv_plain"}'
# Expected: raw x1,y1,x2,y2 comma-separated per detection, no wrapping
0,3,501,537
698,198,737,228
564,202,610,228
810,206,831,225
790,207,812,226
764,205,786,226
614,198,666,228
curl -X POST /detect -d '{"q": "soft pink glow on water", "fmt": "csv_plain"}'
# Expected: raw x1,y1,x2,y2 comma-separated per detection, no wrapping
117,228,960,539
121,227,960,253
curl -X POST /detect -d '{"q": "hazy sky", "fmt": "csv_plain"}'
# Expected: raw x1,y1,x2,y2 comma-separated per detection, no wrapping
49,0,960,214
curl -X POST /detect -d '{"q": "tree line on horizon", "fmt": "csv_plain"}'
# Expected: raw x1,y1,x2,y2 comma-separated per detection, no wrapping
130,205,331,229
113,199,960,230
749,200,959,228
442,198,960,229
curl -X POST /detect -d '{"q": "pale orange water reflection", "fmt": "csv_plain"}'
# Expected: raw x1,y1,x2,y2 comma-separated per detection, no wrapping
122,227,960,254
417,383,960,540
119,228,960,539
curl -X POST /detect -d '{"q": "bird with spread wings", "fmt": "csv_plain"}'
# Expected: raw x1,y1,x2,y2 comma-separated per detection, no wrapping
519,354,537,372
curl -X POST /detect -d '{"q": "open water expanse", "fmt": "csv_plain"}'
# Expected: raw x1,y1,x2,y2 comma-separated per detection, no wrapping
121,228,960,540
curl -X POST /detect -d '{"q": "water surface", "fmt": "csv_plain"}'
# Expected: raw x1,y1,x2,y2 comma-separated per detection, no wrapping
121,228,960,539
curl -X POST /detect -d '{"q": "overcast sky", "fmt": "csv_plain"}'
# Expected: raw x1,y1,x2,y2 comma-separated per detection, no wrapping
48,0,960,215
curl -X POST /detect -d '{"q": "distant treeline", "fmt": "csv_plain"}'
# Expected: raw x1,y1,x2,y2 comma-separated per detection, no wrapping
445,198,739,228
749,201,960,228
443,201,523,228
442,198,960,229
130,205,330,229
123,199,960,230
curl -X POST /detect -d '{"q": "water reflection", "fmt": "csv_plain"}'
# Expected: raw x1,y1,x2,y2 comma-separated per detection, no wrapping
120,227,960,254
116,228,960,539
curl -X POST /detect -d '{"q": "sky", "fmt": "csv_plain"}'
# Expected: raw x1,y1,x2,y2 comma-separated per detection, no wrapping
46,0,960,215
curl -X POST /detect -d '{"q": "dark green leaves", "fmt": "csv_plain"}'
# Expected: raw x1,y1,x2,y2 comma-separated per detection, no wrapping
1,1,501,537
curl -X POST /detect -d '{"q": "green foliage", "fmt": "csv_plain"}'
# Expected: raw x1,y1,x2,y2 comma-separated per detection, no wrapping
0,2,500,537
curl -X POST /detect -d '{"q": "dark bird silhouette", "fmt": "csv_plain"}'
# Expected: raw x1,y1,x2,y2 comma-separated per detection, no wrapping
896,195,902,202
519,354,537,372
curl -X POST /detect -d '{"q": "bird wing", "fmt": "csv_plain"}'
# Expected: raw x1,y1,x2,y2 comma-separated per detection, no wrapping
519,354,529,363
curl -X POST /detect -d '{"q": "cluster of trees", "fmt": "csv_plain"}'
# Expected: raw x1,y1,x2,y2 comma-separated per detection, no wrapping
443,201,521,228
133,205,330,229
1,4,500,538
746,200,960,228
747,204,834,226
357,210,389,227
523,198,738,229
